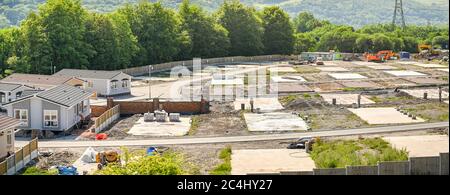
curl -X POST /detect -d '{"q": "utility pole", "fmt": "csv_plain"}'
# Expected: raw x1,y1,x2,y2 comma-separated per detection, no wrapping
148,65,153,101
392,0,406,29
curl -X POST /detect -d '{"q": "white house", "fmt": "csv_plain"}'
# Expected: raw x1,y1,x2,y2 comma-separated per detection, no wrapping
2,84,93,132
54,69,131,97
0,82,34,107
0,114,19,160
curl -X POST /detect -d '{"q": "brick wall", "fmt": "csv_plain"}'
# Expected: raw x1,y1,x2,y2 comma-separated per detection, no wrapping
91,105,108,117
106,98,209,115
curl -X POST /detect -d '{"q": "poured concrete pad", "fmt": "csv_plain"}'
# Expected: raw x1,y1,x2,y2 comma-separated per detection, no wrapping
272,83,314,93
384,135,449,157
323,61,337,66
244,112,309,132
328,73,368,80
211,78,244,85
375,79,417,87
384,70,427,77
438,68,449,72
128,117,191,136
231,149,315,175
314,82,344,92
348,107,425,125
234,98,284,111
401,89,449,99
340,81,382,88
317,67,349,72
320,93,375,105
366,65,398,70
271,76,307,83
413,63,447,68
268,67,296,73
397,61,417,65
353,61,379,66
404,77,448,85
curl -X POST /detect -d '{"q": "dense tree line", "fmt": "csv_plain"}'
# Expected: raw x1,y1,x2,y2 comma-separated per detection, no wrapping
1,0,448,28
0,0,448,77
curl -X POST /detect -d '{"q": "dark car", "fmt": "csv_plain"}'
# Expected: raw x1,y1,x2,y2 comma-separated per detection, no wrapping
287,137,314,149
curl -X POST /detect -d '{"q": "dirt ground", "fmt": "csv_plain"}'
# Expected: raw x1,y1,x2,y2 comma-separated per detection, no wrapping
192,101,249,136
281,95,369,130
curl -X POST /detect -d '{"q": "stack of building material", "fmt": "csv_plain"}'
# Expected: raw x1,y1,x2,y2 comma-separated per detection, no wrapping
169,113,180,122
155,111,168,122
144,113,154,122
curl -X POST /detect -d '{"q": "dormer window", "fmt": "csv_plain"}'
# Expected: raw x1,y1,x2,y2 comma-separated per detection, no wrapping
111,80,118,89
122,79,129,88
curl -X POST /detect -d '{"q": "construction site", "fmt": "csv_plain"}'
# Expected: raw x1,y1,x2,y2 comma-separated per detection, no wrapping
1,0,448,177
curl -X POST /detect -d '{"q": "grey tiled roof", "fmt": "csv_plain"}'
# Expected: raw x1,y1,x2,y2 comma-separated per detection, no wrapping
55,69,125,80
0,114,19,130
0,82,22,91
36,84,93,107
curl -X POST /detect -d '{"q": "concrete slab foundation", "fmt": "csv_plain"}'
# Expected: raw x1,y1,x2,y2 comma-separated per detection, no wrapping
366,65,398,70
328,73,368,80
339,81,382,88
384,135,449,157
234,98,284,111
272,83,314,93
401,89,449,99
231,149,315,175
244,112,309,132
268,67,296,73
271,76,307,83
320,93,375,105
316,67,349,72
384,71,427,77
348,107,425,125
128,117,191,136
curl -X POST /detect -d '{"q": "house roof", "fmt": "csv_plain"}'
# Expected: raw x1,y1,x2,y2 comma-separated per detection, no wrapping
4,84,93,108
0,82,23,91
55,69,127,80
0,114,20,130
1,73,83,89
36,84,94,107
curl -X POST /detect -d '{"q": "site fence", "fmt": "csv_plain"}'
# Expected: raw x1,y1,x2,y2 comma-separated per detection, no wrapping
0,138,38,175
121,55,290,76
252,153,449,175
94,105,120,133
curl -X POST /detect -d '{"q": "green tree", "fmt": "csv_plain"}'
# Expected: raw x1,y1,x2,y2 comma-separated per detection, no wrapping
402,36,418,53
37,0,94,71
432,36,449,49
19,12,52,74
293,33,315,54
118,2,186,66
109,12,139,69
355,34,373,53
371,33,394,51
85,13,115,70
179,0,230,58
217,0,263,56
294,12,327,33
261,6,294,55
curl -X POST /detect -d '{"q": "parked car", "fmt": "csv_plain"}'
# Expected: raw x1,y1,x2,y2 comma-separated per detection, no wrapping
287,137,315,149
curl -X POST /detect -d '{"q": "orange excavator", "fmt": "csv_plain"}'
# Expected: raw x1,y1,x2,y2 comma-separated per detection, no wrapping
364,50,398,63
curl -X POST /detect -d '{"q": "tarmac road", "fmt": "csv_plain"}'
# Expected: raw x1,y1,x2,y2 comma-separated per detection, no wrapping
16,122,448,148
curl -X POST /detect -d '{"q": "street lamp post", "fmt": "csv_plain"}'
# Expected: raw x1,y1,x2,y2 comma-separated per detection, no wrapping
148,65,153,101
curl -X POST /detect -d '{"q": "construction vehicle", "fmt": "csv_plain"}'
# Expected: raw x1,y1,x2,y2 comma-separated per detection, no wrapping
364,50,398,63
417,44,441,60
96,150,120,170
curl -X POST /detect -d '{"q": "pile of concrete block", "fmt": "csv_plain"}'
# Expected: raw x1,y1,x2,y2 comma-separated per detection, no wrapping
155,110,168,122
169,113,181,122
144,113,154,122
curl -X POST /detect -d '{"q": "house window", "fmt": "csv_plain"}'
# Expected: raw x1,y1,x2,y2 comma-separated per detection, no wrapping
122,79,129,88
111,80,118,89
87,81,93,88
44,110,58,128
0,92,5,103
14,109,28,127
6,133,12,145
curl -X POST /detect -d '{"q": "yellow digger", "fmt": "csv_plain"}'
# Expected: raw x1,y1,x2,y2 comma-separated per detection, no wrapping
96,150,120,170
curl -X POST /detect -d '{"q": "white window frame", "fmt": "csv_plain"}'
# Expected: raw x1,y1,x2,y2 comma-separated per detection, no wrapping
44,110,58,128
14,109,28,127
111,80,118,89
6,132,12,145
0,92,6,103
122,79,129,88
